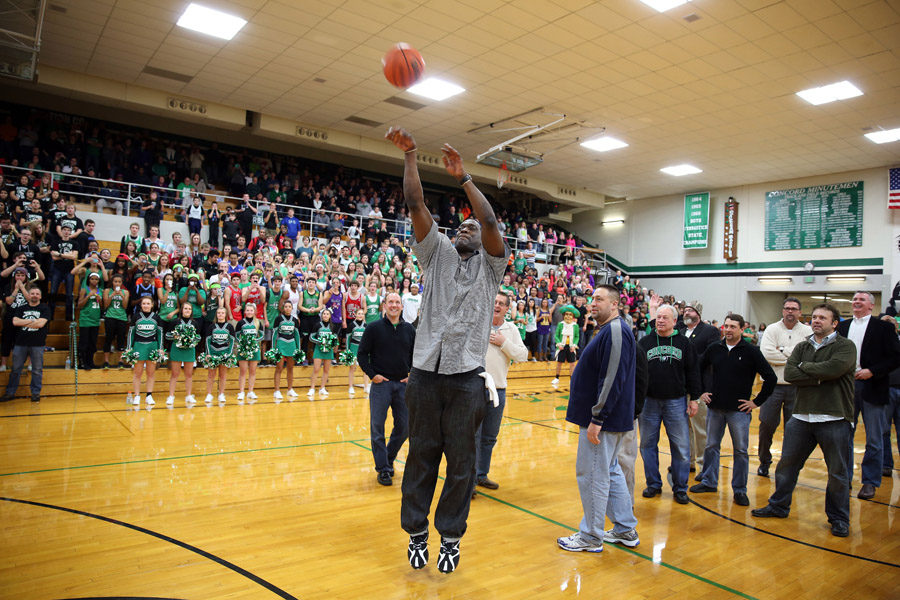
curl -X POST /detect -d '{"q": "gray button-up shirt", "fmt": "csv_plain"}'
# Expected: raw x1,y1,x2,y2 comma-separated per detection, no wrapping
411,220,510,375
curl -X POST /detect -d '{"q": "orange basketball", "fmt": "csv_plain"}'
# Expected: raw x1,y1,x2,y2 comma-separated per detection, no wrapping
382,43,426,89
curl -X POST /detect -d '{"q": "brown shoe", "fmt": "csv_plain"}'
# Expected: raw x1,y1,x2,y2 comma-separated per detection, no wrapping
476,477,499,490
857,483,876,500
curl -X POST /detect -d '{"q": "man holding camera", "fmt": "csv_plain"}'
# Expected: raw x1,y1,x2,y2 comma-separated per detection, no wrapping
1,285,50,403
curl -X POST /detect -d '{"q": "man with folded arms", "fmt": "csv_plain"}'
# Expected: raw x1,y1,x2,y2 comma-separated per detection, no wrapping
751,303,856,537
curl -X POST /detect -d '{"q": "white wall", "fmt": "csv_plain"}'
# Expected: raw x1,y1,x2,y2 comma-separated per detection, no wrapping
570,165,897,322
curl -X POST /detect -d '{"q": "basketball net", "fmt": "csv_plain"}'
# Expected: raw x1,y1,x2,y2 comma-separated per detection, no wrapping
497,162,510,189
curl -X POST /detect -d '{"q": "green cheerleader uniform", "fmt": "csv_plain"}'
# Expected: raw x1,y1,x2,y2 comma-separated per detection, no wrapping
206,321,235,359
347,320,366,359
364,293,381,324
310,323,335,361
236,317,263,362
272,314,301,358
168,317,200,363
127,311,164,361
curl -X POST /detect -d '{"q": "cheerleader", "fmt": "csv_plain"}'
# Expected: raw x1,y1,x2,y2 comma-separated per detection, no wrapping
127,296,164,407
307,308,336,398
166,303,201,407
203,307,235,405
235,302,263,402
346,307,367,396
271,301,301,400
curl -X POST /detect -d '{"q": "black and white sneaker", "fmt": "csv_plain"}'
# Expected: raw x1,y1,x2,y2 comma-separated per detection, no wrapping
437,537,460,573
407,531,428,569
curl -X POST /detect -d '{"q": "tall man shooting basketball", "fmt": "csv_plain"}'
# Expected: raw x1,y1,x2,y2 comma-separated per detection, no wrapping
385,127,510,574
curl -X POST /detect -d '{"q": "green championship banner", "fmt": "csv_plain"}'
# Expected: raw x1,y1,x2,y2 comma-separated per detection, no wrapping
683,192,710,249
765,181,863,250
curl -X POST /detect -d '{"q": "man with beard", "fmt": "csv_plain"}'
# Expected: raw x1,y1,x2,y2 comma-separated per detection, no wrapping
385,126,509,574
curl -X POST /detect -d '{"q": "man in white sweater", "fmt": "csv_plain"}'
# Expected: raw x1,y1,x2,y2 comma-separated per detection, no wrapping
758,297,812,476
475,293,529,493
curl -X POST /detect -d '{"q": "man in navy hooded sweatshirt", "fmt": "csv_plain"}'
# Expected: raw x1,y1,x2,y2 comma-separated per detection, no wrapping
557,284,639,553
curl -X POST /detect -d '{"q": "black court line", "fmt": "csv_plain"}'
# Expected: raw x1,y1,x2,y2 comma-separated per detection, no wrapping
0,497,299,600
687,497,900,569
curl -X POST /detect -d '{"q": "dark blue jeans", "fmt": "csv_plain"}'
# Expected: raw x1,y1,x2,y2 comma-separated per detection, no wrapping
847,380,888,486
49,267,74,319
768,417,851,525
5,345,44,397
401,367,487,540
475,388,506,479
758,385,797,465
639,396,691,493
883,387,900,470
369,379,409,475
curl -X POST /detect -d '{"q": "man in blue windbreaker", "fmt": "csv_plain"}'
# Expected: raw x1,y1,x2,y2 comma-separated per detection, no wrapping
557,284,639,553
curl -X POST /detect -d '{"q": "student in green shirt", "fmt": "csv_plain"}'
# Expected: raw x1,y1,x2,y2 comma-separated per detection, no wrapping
76,272,103,370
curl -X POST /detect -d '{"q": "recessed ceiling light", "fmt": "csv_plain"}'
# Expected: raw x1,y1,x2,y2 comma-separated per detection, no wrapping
796,80,863,106
177,3,247,40
581,137,629,152
661,164,702,176
638,0,691,12
407,78,465,101
864,127,900,144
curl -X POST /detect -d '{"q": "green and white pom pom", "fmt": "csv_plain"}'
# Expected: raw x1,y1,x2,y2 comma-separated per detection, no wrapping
121,349,141,365
339,349,356,366
318,331,338,352
264,348,281,363
197,352,220,369
222,354,238,369
236,332,259,360
149,348,168,364
173,322,201,349
292,349,307,363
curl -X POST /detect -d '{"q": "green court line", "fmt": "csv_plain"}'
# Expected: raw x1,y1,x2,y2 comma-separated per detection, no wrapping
0,438,366,477
347,441,757,600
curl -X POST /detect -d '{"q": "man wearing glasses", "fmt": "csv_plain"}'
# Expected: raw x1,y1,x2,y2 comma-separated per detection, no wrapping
757,297,812,476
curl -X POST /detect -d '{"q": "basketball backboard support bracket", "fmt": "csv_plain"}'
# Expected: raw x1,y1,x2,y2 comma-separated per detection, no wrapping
471,108,604,172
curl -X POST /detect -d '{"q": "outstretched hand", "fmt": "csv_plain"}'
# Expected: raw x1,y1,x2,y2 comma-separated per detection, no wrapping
384,127,416,153
649,294,662,310
441,143,466,181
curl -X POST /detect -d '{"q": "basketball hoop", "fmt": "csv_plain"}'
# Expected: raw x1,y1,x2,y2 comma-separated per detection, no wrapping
497,162,510,189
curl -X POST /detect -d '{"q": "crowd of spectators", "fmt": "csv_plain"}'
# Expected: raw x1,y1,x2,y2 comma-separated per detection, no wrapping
0,106,623,369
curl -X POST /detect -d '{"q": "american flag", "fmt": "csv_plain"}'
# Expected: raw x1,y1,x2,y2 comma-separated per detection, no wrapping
891,167,900,209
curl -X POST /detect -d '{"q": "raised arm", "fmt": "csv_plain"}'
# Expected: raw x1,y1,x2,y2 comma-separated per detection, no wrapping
384,127,433,243
440,143,504,257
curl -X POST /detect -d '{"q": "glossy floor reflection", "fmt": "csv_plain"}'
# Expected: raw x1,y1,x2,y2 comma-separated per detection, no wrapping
1,363,898,599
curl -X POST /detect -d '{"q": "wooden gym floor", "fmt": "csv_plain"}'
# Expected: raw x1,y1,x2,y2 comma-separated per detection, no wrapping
0,362,898,599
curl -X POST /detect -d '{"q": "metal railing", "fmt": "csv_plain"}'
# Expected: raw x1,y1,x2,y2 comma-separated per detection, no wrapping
2,164,609,276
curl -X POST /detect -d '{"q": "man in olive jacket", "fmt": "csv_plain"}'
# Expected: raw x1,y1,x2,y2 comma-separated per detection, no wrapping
751,303,857,538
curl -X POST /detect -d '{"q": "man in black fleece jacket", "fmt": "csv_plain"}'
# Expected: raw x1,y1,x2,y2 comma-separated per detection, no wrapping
637,303,701,504
690,314,777,506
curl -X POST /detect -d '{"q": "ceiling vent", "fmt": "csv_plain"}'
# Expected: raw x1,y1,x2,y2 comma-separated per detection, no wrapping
345,115,383,128
143,65,193,83
383,96,428,110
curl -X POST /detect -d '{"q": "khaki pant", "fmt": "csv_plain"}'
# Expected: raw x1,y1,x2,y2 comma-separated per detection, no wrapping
689,400,707,468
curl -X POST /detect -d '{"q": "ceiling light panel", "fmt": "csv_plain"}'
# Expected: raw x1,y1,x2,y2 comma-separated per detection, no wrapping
581,137,629,152
407,78,465,101
177,4,247,41
660,164,702,176
795,81,863,106
864,127,900,144
639,0,691,13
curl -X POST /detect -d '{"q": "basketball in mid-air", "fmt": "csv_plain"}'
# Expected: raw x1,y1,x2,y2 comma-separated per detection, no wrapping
382,43,425,89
